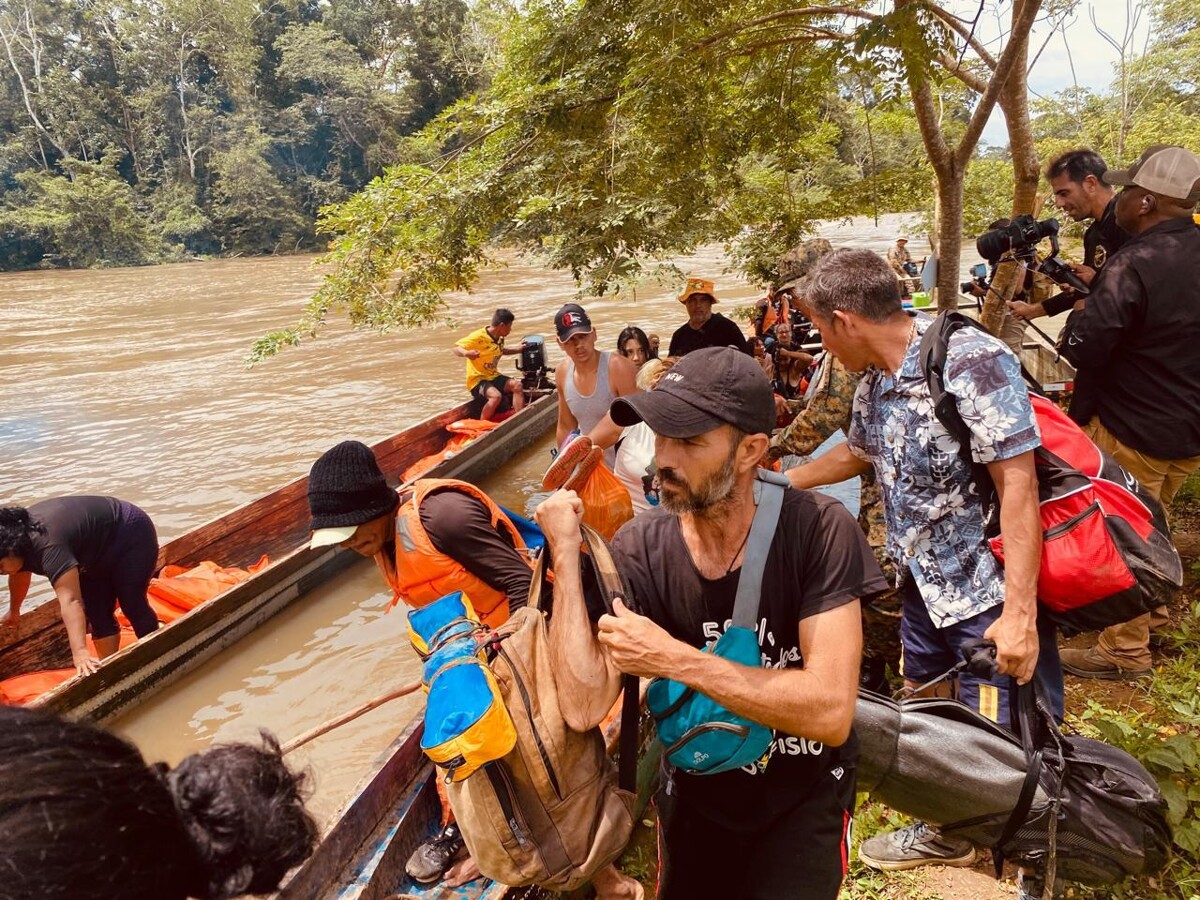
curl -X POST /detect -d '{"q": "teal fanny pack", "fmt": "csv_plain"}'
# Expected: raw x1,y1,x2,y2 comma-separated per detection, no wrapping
646,470,788,775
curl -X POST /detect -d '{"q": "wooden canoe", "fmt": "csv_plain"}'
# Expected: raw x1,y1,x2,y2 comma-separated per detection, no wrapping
0,393,557,725
278,685,660,900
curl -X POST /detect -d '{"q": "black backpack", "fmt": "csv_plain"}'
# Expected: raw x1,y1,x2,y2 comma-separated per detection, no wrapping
945,681,1172,887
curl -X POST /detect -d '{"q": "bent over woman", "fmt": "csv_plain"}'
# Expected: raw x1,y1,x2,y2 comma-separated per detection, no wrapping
1,496,161,674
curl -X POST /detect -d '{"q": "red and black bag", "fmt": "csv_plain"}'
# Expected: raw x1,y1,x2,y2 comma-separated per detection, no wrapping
919,311,1183,635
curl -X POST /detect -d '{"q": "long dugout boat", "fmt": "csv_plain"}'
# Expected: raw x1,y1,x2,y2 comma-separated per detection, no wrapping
0,392,558,725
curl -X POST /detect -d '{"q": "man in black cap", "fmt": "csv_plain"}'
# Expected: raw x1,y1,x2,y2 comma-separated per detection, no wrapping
535,347,884,899
553,302,638,466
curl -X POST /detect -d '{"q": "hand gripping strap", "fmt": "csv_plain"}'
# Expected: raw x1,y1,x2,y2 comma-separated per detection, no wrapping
730,470,788,631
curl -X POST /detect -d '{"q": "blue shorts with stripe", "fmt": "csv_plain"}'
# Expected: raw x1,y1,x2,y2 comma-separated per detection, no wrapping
900,578,1063,730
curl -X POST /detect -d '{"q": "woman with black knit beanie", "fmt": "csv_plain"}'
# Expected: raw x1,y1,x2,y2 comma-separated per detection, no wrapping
0,705,317,900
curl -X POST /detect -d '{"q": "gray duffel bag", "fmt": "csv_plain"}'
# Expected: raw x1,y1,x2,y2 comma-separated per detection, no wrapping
854,683,1171,887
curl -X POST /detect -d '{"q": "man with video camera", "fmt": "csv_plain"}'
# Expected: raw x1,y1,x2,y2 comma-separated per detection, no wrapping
1008,150,1128,323
1055,145,1200,681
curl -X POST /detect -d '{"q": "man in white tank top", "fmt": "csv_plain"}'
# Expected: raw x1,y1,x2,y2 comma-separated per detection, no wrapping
553,303,638,465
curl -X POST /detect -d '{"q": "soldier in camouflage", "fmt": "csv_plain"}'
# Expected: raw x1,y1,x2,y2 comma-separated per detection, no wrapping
768,240,900,686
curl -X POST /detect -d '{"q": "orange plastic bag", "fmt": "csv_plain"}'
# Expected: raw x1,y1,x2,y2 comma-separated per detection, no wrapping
577,462,634,540
0,669,76,704
401,418,500,482
118,555,270,628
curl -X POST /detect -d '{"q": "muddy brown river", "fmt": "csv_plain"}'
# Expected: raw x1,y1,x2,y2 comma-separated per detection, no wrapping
0,216,929,825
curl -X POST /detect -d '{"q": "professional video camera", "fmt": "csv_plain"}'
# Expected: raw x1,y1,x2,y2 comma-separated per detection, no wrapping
974,215,1090,295
960,262,989,296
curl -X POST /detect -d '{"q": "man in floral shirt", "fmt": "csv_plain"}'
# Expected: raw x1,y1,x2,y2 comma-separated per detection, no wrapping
787,248,1063,877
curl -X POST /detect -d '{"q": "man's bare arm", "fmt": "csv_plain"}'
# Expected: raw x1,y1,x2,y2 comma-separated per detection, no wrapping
536,491,623,731
982,450,1041,683
786,442,871,490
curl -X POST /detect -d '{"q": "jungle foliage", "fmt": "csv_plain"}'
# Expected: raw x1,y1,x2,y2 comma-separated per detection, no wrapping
0,0,485,268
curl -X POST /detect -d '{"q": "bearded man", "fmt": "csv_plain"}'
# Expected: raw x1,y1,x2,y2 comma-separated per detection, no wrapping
535,346,885,899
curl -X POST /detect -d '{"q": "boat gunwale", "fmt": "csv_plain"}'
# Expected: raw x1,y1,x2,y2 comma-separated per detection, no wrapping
6,392,556,720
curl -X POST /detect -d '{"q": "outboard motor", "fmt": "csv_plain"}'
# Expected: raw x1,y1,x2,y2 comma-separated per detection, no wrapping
516,334,550,392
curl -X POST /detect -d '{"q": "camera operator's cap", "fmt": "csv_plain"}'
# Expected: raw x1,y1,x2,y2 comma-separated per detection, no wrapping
554,303,593,341
610,346,774,439
678,277,718,304
1103,145,1200,203
775,238,833,292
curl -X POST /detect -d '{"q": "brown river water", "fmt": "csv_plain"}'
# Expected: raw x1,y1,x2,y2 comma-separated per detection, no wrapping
0,214,933,826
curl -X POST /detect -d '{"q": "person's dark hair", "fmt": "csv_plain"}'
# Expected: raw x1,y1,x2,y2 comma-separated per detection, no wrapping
616,326,651,360
1046,149,1107,184
806,248,902,323
491,308,515,327
0,705,317,900
0,507,44,560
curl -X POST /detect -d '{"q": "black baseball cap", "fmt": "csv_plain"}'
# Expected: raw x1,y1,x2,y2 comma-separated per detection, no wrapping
554,303,593,341
610,346,774,439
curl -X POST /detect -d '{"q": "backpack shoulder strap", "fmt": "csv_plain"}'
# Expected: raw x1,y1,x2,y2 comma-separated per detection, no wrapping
917,312,998,505
579,523,641,794
917,311,981,452
730,470,788,631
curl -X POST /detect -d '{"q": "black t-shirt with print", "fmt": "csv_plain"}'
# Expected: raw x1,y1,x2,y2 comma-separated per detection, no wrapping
610,488,888,832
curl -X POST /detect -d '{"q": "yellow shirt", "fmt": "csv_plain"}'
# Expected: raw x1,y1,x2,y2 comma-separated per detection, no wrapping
456,327,504,390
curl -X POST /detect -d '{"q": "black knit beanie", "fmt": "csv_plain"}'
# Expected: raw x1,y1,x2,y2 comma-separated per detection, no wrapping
307,441,400,530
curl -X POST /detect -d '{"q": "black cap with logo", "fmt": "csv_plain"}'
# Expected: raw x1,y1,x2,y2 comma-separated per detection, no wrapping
610,346,775,438
554,303,593,341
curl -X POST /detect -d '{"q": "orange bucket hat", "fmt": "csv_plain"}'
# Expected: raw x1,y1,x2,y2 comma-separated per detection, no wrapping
678,277,717,304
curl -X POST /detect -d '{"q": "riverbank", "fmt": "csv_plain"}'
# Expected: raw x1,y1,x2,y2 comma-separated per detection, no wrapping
618,474,1200,900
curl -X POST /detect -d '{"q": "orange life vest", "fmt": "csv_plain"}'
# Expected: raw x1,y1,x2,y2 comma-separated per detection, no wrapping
376,479,530,628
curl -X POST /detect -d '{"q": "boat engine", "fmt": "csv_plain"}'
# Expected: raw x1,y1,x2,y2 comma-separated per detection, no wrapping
516,334,551,392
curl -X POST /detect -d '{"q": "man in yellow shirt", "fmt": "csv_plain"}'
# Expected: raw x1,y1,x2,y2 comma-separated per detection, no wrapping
453,308,527,420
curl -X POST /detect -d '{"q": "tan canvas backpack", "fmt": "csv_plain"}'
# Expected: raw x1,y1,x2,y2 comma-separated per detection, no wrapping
445,525,638,890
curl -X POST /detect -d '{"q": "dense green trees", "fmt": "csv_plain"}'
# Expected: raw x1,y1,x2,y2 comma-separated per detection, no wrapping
0,0,482,268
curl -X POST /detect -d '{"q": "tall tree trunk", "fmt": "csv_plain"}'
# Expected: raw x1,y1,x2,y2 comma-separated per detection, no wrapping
934,161,966,311
981,5,1041,335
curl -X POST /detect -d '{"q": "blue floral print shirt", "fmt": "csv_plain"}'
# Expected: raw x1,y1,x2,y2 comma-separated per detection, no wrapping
847,313,1040,627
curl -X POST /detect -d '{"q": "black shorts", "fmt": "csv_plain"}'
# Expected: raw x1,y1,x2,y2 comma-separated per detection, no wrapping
655,766,856,900
470,374,510,401
80,501,160,639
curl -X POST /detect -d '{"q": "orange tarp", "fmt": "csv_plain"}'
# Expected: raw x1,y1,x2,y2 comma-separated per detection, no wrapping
1,555,269,705
401,419,500,483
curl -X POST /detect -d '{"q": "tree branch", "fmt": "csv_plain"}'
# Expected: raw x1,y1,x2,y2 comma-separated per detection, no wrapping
692,6,877,51
925,0,999,70
954,0,1042,167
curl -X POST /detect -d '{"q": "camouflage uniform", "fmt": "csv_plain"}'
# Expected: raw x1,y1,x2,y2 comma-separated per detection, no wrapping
770,353,894,587
771,353,901,685
773,239,900,687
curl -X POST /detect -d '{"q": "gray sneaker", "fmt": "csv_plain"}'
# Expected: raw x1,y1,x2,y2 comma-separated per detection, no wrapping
858,821,977,871
404,822,465,883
